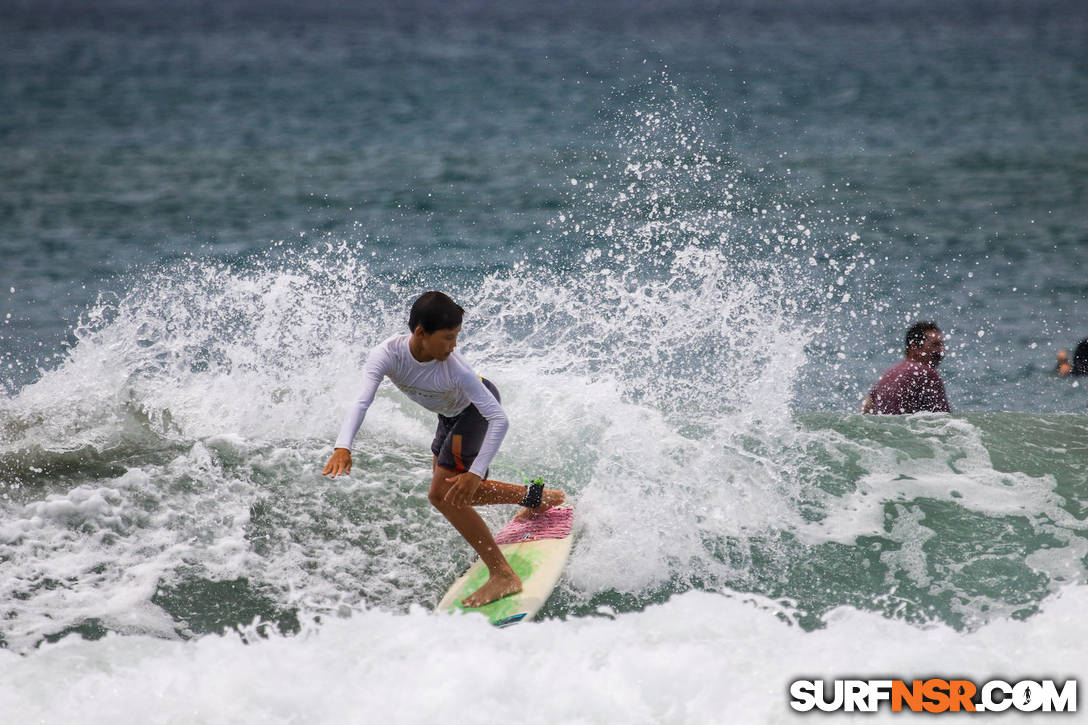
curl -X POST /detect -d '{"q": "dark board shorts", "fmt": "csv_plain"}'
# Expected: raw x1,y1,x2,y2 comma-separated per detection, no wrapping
431,378,501,475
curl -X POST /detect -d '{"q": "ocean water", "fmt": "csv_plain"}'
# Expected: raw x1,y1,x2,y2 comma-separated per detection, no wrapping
2,0,1087,721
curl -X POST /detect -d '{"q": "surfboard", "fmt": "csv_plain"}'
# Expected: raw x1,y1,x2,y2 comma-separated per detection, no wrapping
435,507,574,627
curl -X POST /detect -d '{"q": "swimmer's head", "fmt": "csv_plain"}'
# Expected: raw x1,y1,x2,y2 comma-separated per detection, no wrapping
1074,339,1088,377
1057,350,1070,363
905,321,944,367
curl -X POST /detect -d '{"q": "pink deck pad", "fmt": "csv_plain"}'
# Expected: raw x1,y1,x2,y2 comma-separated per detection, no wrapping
493,507,573,545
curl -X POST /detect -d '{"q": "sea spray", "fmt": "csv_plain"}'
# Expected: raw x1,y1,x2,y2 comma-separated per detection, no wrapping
0,76,1085,657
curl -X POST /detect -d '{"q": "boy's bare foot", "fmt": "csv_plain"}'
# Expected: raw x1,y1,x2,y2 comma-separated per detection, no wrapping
462,570,522,607
514,487,565,521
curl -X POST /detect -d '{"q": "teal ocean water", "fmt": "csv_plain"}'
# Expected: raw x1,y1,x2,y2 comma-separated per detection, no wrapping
2,1,1087,721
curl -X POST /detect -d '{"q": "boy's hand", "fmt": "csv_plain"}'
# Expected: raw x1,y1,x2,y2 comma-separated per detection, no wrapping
443,471,482,507
323,448,352,477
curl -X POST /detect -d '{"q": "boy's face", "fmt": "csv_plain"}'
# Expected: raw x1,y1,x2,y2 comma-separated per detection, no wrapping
417,325,461,361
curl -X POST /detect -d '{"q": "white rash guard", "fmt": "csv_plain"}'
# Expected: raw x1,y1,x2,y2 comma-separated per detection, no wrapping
334,334,508,478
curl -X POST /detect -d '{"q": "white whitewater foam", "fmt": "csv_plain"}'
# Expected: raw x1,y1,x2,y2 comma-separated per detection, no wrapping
1,586,1084,724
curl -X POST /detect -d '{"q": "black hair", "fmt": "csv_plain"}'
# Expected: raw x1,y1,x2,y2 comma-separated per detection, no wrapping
905,321,940,354
408,291,464,334
1073,338,1088,377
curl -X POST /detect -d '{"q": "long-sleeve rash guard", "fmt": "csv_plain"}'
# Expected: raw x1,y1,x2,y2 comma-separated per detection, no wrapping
335,334,508,478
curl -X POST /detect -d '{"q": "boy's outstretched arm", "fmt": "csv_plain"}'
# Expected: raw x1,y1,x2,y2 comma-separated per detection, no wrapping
323,447,353,477
327,346,389,477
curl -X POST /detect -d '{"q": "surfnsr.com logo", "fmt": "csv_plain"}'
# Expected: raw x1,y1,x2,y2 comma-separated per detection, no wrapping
789,679,1077,713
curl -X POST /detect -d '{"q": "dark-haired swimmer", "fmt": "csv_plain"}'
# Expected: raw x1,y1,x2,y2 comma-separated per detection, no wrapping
861,321,951,415
1073,339,1088,377
322,291,564,607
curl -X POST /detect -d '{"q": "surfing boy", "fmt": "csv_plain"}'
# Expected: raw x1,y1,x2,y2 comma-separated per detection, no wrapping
323,291,563,607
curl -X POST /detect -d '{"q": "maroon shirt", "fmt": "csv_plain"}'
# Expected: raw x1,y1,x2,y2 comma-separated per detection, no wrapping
867,360,951,415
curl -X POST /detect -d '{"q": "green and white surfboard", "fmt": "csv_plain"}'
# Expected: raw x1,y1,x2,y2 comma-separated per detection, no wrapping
435,507,574,627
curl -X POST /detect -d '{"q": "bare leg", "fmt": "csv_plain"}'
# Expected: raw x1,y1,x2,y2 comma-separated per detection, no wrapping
469,478,565,517
429,461,523,607
512,484,566,521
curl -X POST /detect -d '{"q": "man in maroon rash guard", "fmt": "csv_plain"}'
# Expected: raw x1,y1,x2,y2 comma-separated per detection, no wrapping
861,321,951,415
